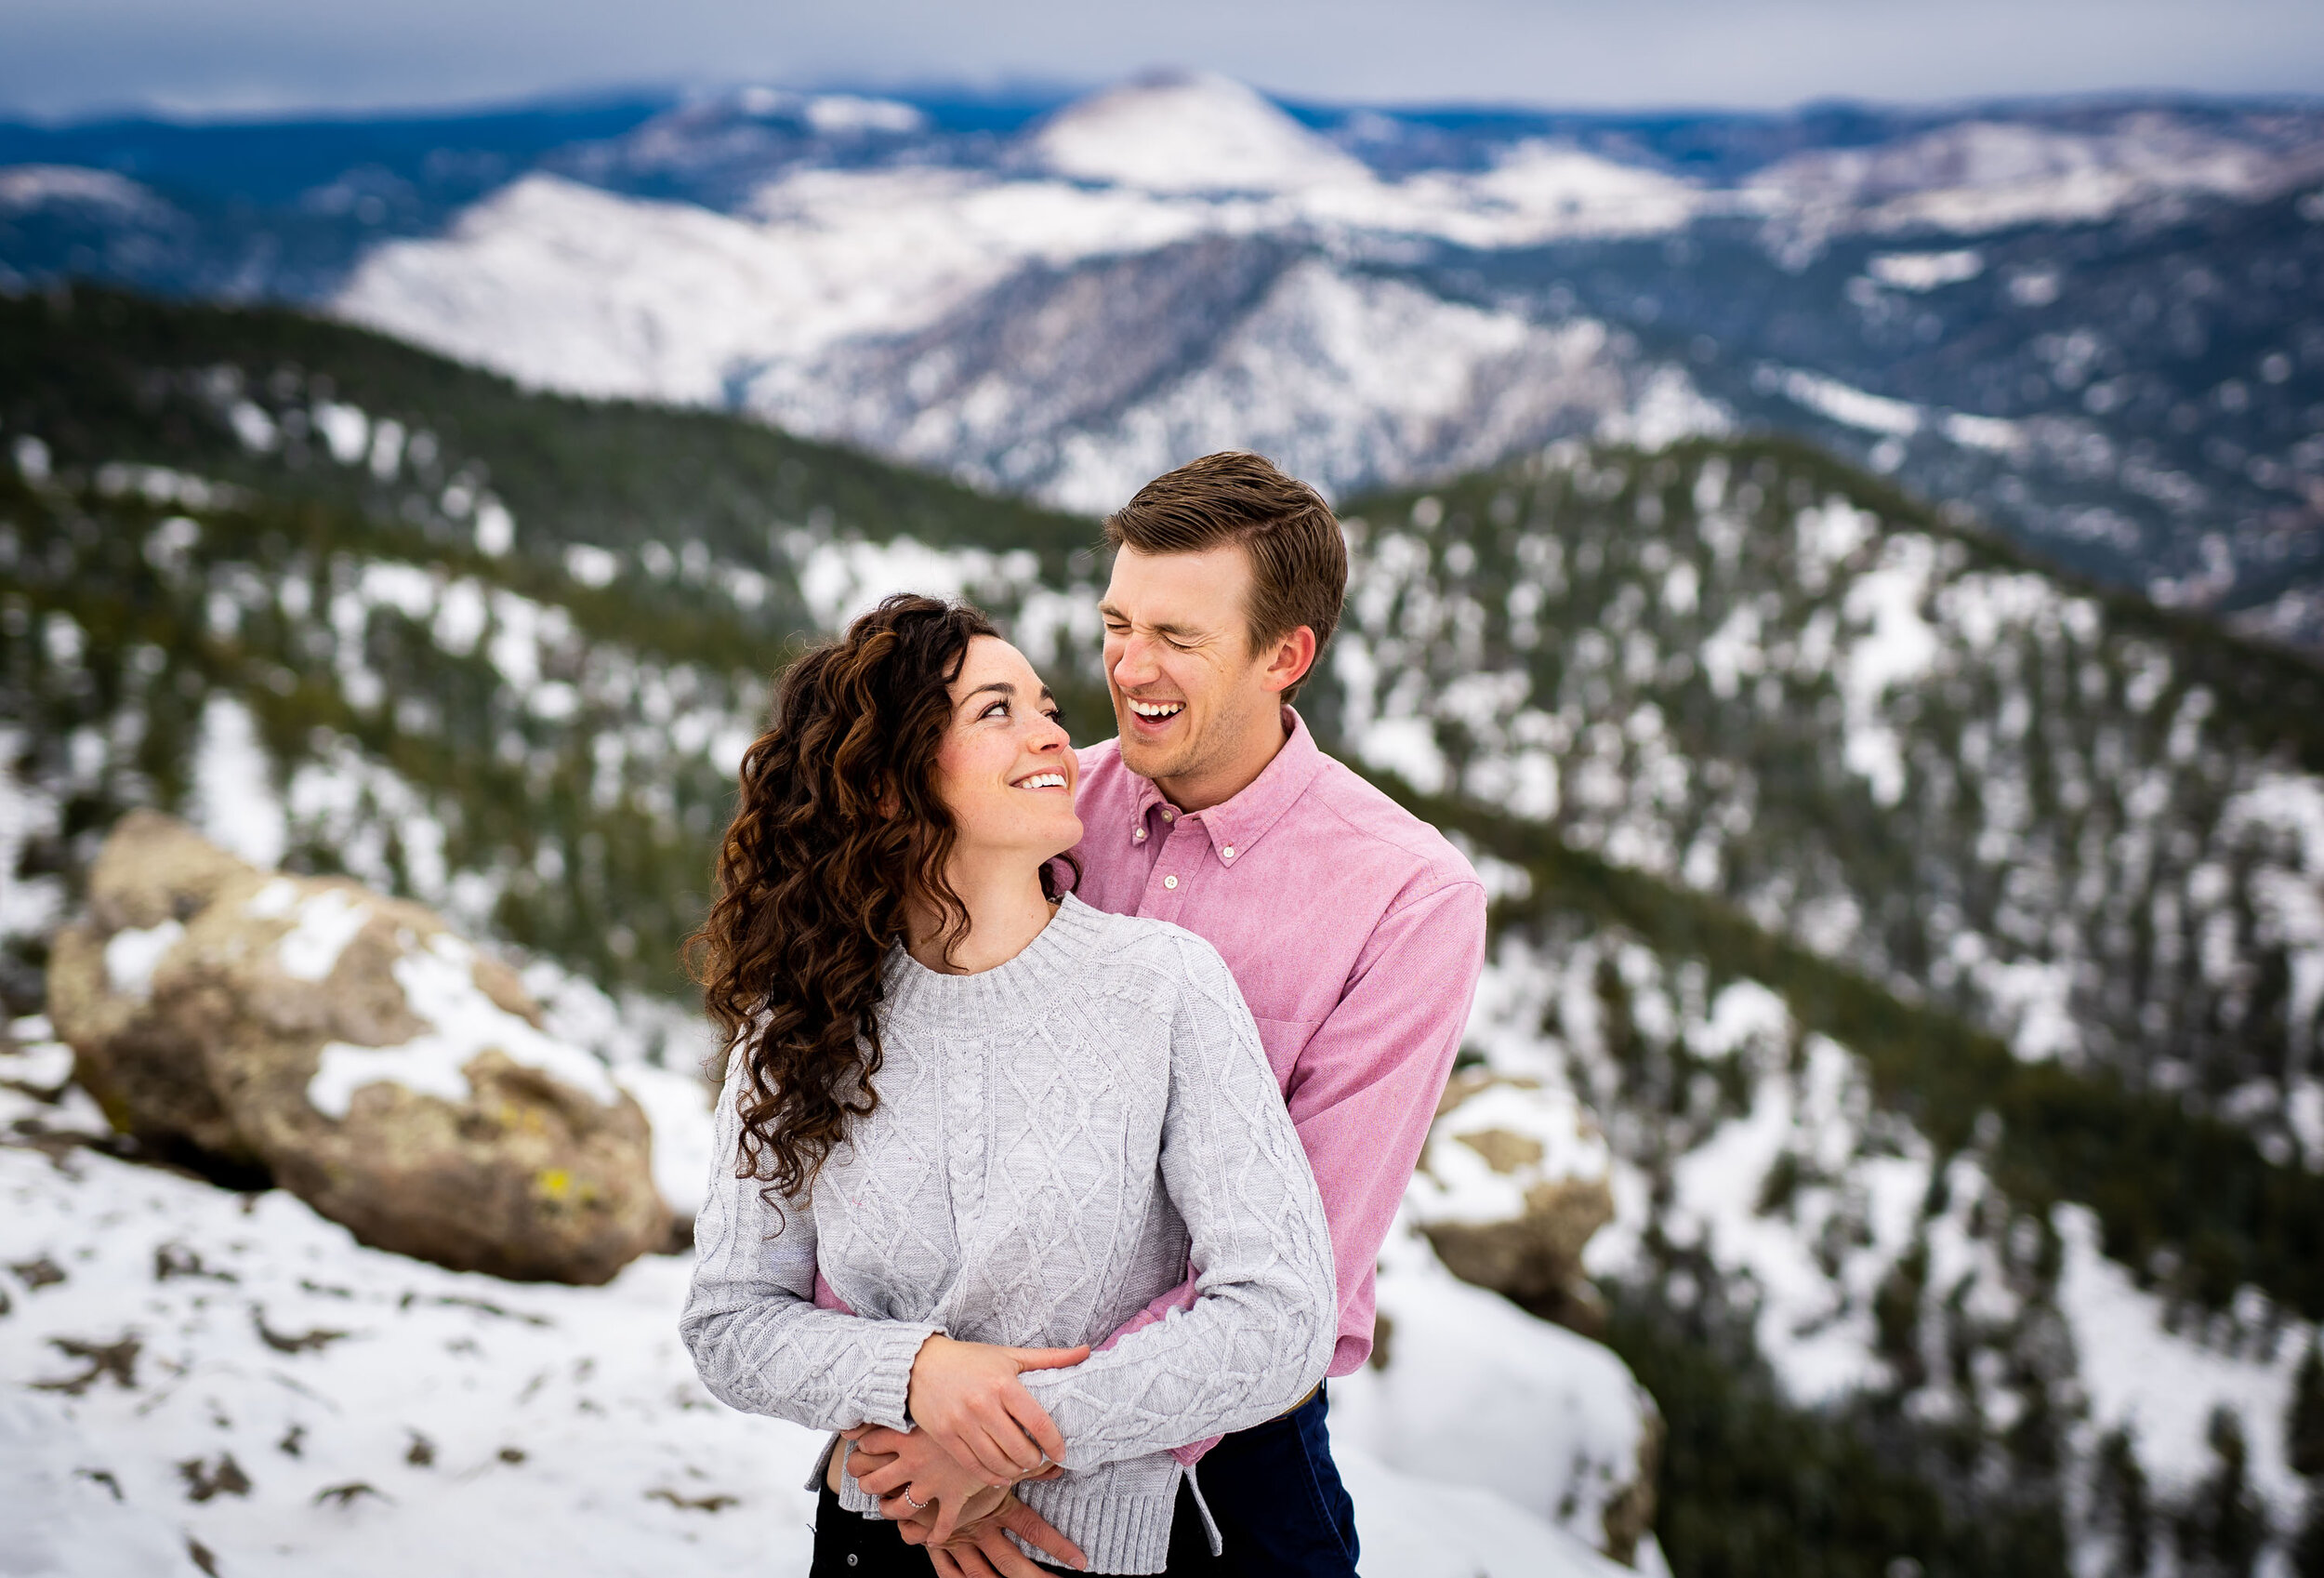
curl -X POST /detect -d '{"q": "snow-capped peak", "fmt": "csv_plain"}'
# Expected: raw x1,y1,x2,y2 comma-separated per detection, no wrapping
1026,72,1370,194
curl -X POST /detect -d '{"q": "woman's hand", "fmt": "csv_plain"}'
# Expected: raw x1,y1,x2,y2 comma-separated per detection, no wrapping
844,1425,997,1544
905,1333,1088,1481
896,1490,1090,1575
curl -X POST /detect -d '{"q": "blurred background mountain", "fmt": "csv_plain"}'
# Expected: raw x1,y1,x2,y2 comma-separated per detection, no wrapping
5,49,2324,1578
6,76,2322,644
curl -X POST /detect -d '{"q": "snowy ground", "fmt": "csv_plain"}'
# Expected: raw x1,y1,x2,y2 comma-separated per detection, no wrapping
0,1019,1628,1578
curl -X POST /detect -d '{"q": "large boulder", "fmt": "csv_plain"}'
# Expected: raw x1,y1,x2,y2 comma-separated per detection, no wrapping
47,811,667,1284
1406,1068,1617,1335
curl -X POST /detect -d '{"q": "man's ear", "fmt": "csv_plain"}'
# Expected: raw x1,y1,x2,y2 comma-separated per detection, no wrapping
1260,626,1318,696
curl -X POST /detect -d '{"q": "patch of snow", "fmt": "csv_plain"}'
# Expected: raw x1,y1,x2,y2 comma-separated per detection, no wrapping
792,536,1038,631
227,399,279,452
2291,1081,2324,1173
307,934,622,1120
2053,1204,2312,1510
1410,1082,1610,1229
0,1392,209,1577
1769,366,1922,437
0,163,171,219
1837,533,1942,808
190,696,287,869
1029,73,1371,195
0,1140,824,1578
311,402,371,466
0,728,65,941
0,1060,1631,1578
1755,115,2308,235
1866,248,1984,290
474,499,515,557
564,545,621,589
615,1063,716,1219
1941,410,2026,454
275,889,372,983
101,920,185,1001
1330,1210,1651,1552
1331,1440,1633,1576
800,94,927,137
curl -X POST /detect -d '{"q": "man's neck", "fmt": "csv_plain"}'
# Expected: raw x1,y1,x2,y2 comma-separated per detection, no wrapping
905,855,1056,975
1154,707,1290,814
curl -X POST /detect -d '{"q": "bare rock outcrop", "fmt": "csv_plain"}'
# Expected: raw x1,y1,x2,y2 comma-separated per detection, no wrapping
47,812,666,1284
1407,1067,1618,1336
1405,1068,1656,1560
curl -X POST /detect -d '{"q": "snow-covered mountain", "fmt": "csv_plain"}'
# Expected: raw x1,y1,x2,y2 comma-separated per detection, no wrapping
7,75,2322,643
332,76,1726,512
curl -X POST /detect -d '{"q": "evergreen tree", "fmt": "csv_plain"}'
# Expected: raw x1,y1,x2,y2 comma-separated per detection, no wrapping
2292,1339,2324,1481
2172,1407,2267,1578
2295,1490,2324,1578
2090,1427,2152,1578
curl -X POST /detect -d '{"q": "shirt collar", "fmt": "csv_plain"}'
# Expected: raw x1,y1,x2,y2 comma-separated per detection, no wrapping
1129,707,1327,868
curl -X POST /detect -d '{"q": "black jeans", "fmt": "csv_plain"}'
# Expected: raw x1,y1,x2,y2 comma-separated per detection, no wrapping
807,1386,1357,1578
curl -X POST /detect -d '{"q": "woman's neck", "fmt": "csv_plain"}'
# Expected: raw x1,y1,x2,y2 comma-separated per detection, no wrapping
904,852,1057,975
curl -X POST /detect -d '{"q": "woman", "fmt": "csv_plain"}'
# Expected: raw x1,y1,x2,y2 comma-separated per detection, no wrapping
680,595,1336,1577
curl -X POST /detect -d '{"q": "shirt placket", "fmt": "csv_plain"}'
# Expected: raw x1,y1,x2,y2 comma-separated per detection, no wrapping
1139,807,1195,922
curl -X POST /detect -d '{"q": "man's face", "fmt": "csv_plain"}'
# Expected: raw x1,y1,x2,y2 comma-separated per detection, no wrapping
1099,543,1279,787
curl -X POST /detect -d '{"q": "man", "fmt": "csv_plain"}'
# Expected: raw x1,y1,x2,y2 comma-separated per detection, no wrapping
852,452,1486,1575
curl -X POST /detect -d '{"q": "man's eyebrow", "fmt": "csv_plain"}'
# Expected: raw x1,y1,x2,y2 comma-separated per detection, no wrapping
1096,604,1209,642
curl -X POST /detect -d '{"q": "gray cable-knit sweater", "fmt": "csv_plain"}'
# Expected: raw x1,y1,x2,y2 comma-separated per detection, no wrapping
680,894,1337,1575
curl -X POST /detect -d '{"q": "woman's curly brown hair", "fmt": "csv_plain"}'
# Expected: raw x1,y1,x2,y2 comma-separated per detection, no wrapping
688,594,1071,1202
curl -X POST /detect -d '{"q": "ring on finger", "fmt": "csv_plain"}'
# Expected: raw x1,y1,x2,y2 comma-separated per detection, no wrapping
903,1488,928,1510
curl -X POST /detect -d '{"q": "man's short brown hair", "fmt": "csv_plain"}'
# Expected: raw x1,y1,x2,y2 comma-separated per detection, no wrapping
1103,452,1347,701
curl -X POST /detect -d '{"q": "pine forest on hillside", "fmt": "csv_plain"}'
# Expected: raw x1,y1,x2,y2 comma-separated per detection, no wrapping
6,286,2324,1577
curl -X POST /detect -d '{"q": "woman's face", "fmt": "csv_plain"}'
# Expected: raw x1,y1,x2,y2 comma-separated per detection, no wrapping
934,635,1082,863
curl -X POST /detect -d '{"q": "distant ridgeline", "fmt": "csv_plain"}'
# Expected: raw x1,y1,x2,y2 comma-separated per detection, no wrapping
5,285,2322,1577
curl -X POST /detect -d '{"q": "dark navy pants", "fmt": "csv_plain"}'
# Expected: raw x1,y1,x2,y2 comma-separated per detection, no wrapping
1179,1384,1360,1576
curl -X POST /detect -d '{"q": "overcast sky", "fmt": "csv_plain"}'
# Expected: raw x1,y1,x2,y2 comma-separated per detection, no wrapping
4,0,2321,121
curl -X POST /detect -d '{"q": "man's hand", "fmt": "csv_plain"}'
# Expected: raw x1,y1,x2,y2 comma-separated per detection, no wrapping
898,1491,1089,1575
906,1333,1087,1482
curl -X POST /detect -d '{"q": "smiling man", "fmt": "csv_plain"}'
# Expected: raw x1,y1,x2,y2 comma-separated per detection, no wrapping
947,453,1489,1575
860,453,1486,1575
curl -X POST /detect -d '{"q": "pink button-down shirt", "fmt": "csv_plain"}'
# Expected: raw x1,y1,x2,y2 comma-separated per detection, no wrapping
1069,708,1486,1395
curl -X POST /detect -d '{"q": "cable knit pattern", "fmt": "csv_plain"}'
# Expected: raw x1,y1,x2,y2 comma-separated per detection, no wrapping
680,895,1336,1575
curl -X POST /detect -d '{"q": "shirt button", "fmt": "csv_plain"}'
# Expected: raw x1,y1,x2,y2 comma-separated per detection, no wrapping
1164,875,1179,890
1221,845,1235,859
1134,828,1146,842
1162,808,1176,821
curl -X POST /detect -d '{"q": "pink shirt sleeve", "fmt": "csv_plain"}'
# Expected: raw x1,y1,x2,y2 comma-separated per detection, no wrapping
1109,876,1489,1464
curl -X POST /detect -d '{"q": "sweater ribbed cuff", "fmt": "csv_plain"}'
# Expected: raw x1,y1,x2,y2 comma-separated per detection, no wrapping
858,1321,941,1433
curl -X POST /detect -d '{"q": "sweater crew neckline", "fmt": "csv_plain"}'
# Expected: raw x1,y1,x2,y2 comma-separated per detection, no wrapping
881,891,1108,1016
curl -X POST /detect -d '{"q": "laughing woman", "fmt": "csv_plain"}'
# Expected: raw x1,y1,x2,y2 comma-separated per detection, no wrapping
680,595,1335,1577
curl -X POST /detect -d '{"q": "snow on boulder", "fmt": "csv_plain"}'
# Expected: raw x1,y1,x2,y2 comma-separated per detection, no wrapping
1407,1068,1617,1334
47,811,667,1284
